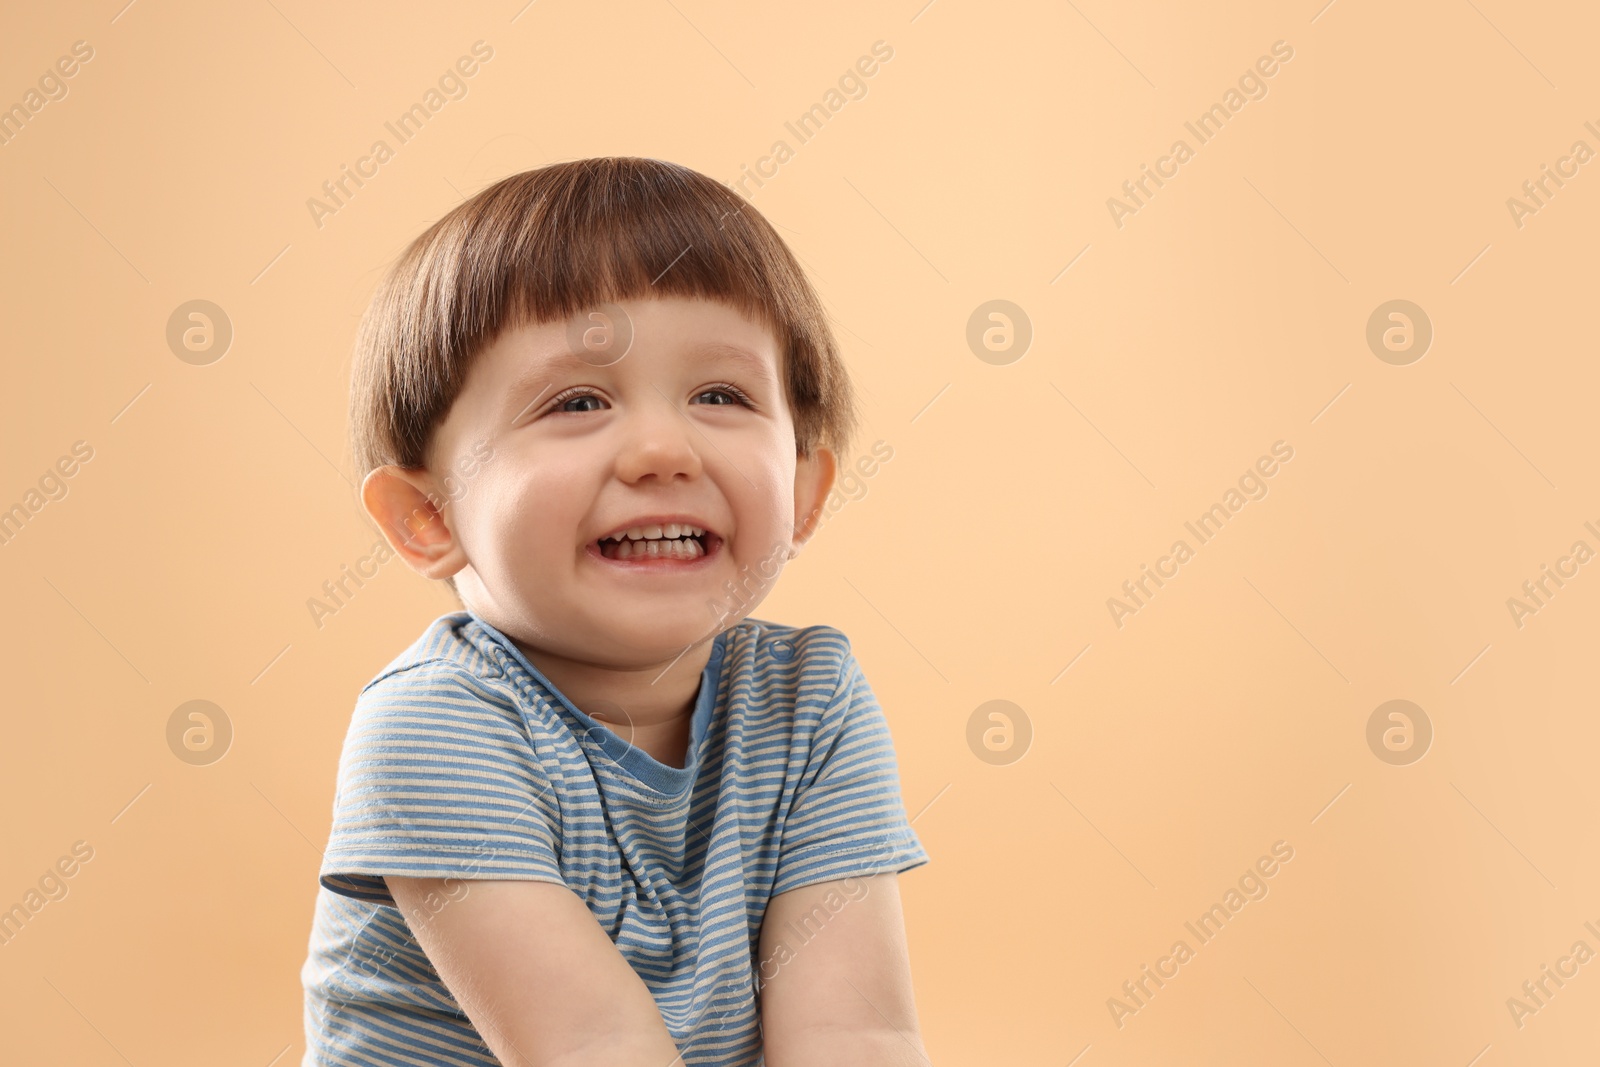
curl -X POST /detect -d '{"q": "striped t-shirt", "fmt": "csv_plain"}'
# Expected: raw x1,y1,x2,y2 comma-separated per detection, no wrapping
300,610,929,1066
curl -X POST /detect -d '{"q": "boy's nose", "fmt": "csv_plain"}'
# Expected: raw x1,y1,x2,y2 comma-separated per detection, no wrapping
612,396,705,483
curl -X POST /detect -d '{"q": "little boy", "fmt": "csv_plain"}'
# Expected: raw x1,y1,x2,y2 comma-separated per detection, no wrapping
300,157,931,1066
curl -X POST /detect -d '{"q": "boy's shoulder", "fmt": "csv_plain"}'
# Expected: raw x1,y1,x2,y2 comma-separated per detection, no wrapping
719,618,871,722
360,611,508,696
726,615,857,675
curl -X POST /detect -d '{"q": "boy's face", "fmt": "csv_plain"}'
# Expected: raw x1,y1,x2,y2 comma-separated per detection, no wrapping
370,295,836,666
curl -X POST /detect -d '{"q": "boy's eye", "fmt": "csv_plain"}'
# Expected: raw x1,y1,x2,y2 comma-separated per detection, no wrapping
695,384,754,406
543,383,753,415
555,391,605,414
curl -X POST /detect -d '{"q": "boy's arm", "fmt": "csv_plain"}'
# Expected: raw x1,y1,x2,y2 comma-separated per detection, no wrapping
387,875,683,1067
758,872,930,1067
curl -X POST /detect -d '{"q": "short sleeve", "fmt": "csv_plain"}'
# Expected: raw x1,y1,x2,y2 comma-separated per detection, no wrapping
318,663,567,907
770,644,930,896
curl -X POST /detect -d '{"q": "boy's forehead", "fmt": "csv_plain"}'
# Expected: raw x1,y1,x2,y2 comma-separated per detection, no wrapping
487,307,782,387
510,338,776,379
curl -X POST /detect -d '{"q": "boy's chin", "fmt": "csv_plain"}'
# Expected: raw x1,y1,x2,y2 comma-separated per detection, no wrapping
598,615,723,660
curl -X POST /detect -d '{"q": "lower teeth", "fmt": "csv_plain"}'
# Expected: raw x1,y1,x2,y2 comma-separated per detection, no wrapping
602,537,704,560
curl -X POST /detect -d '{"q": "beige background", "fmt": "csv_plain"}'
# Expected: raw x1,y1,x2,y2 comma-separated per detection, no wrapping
2,0,1596,1063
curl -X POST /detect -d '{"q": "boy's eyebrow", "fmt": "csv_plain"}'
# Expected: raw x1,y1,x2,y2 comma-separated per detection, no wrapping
693,343,778,382
504,341,777,414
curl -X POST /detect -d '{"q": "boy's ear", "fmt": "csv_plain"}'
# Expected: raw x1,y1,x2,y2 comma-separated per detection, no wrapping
361,465,470,579
790,446,837,558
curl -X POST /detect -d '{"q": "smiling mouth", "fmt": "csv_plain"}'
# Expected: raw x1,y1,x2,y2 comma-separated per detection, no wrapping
595,526,717,561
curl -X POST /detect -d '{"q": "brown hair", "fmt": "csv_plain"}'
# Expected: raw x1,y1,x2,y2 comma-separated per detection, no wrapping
348,156,858,489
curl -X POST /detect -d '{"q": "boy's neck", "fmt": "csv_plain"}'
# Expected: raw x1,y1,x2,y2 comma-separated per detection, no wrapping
512,635,714,770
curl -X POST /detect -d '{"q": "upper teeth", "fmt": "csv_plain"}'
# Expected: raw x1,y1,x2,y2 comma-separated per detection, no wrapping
604,523,705,541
